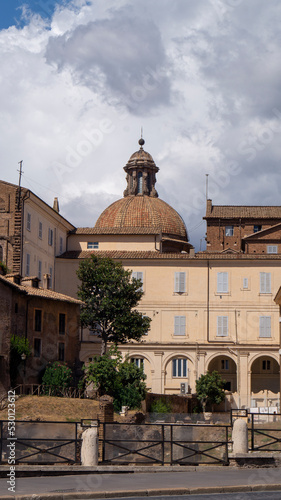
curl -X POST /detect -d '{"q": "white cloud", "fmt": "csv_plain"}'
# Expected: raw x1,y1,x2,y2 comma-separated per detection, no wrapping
1,0,281,249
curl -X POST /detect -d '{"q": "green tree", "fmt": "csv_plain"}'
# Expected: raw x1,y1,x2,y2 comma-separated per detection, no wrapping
83,347,147,411
10,335,31,387
42,361,72,396
195,371,226,412
77,255,151,355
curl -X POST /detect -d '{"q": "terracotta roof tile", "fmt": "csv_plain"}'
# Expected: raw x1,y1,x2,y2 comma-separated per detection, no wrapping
72,227,159,235
94,196,188,240
0,275,82,304
58,250,281,261
205,205,281,219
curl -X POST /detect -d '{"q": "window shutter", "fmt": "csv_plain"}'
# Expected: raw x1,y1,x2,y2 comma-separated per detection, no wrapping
175,272,185,293
260,272,271,293
243,278,248,289
174,316,186,335
132,271,143,291
260,316,271,337
217,316,228,336
217,272,228,293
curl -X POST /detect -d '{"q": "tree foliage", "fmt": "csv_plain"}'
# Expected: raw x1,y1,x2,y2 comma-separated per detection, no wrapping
77,255,151,355
42,361,72,396
10,335,31,386
195,371,226,412
83,347,147,411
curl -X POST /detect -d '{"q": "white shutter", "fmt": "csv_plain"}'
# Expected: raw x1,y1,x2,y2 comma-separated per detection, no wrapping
174,272,186,293
132,271,143,290
217,272,228,293
267,245,278,254
260,316,271,337
243,278,248,289
217,316,228,336
174,316,186,335
260,272,271,293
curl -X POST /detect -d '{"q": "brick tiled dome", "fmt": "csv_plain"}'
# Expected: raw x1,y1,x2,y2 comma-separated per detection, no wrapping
95,195,188,240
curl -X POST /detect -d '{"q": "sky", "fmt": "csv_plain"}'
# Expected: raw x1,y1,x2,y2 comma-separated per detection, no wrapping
1,1,281,250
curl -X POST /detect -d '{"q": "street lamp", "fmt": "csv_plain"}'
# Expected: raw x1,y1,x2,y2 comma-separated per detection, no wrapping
21,353,26,395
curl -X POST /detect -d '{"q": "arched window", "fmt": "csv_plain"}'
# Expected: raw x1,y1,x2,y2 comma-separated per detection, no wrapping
137,172,143,194
147,173,151,194
0,245,3,262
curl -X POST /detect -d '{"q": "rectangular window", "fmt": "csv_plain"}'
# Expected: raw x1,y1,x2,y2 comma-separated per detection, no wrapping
34,309,42,332
38,221,43,239
262,360,271,371
221,359,229,370
243,278,248,289
174,272,186,293
267,245,278,254
34,338,41,358
217,272,228,293
132,271,143,291
172,358,187,378
259,316,271,338
260,272,271,293
59,237,63,254
217,316,228,336
49,267,53,289
59,313,66,335
174,316,186,336
131,358,144,369
58,342,65,361
254,225,262,233
48,228,53,246
225,226,234,236
38,260,42,281
87,242,99,249
26,253,30,276
27,213,31,231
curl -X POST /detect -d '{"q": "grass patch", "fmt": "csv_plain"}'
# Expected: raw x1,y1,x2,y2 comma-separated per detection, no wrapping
0,395,100,422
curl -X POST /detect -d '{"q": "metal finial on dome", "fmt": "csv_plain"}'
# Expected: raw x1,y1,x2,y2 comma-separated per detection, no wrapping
138,127,145,148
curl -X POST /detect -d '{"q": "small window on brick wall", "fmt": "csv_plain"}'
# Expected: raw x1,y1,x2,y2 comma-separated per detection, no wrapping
34,338,41,358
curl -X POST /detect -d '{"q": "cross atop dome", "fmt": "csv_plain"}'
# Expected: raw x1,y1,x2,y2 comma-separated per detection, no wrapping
123,138,159,197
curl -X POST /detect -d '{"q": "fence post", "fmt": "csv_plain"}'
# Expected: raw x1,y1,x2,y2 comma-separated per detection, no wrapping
81,423,99,466
232,418,248,454
98,395,114,462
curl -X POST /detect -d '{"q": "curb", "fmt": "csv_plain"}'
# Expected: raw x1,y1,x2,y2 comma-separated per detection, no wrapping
1,484,281,500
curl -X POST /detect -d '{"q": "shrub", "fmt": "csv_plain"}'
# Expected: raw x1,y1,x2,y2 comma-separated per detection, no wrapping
150,398,172,413
42,362,72,396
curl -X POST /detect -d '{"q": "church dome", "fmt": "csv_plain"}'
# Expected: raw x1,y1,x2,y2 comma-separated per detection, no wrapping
95,195,188,240
94,138,191,252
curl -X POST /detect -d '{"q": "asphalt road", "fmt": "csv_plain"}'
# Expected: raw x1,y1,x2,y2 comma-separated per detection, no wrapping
1,468,281,497
91,494,281,500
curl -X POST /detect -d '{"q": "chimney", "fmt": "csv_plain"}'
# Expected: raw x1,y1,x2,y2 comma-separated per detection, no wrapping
5,273,22,285
53,197,60,213
43,273,51,290
21,276,40,288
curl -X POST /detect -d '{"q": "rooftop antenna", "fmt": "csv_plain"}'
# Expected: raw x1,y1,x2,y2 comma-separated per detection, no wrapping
205,173,209,202
17,160,23,210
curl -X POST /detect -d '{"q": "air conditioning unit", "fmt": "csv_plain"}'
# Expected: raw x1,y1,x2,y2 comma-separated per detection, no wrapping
180,382,188,394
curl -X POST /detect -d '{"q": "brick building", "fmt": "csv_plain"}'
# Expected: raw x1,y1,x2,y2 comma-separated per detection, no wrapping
204,199,281,254
0,273,82,396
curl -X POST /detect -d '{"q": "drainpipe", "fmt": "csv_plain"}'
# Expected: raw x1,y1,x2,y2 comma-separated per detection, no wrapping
207,260,210,343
